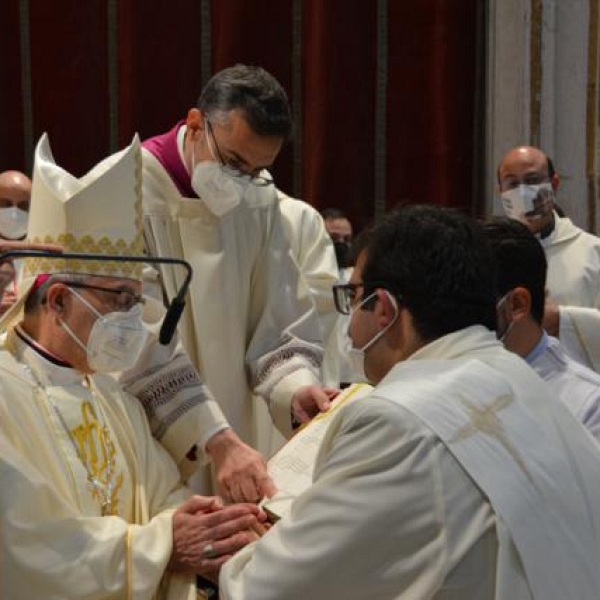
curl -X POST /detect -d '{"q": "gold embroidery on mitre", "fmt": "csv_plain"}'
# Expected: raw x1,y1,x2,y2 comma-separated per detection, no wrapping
71,401,123,516
23,232,144,279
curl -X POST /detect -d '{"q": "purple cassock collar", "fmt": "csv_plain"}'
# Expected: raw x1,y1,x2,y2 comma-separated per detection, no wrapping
142,120,198,198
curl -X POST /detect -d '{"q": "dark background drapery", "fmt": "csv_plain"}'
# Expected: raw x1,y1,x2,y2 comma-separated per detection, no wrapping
0,0,482,233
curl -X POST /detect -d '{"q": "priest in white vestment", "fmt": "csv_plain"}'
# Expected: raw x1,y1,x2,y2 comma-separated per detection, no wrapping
498,145,600,371
276,190,344,387
219,205,600,599
0,135,264,599
140,66,330,493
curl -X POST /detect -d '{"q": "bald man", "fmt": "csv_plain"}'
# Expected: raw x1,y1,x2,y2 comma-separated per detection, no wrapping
0,171,31,241
497,146,600,372
0,171,32,315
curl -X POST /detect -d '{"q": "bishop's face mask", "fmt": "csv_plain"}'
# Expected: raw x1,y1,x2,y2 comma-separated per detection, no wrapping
60,287,148,373
0,206,28,239
501,182,554,222
339,290,398,382
191,128,249,217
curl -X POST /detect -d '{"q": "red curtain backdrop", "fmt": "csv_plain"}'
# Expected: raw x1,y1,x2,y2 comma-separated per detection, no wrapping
0,0,481,232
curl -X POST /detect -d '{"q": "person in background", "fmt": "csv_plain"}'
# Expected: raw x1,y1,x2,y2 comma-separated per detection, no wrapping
497,146,600,372
484,217,600,442
0,171,32,315
321,207,354,281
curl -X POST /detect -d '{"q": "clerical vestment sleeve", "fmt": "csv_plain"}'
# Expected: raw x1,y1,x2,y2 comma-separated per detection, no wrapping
558,306,600,371
0,435,193,600
245,202,323,434
119,296,229,472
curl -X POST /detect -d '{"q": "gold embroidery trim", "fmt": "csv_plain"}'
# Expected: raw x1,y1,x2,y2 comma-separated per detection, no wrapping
23,232,144,279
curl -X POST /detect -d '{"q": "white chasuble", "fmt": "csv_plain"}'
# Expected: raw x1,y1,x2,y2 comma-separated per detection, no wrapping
542,214,600,371
0,330,196,600
221,327,600,600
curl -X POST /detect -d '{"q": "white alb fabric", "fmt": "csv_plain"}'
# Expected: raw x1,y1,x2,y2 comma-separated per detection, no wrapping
141,150,323,468
542,213,600,370
221,326,600,600
528,335,600,442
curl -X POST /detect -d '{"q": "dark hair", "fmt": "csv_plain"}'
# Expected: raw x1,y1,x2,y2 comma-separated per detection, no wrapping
24,273,89,315
321,208,348,221
198,64,292,139
359,205,498,341
547,156,555,179
482,217,547,325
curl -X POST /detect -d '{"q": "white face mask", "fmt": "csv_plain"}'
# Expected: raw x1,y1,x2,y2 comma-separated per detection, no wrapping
501,182,554,221
190,129,250,217
60,288,148,373
0,206,28,239
339,291,398,382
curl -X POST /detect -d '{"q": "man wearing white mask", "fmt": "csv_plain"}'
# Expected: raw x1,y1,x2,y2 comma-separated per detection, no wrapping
219,205,600,599
497,146,600,372
140,65,330,497
0,170,31,315
0,135,264,599
484,217,600,442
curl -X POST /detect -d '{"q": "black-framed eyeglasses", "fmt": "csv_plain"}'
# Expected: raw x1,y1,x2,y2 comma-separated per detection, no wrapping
62,281,145,312
332,281,391,315
206,120,274,187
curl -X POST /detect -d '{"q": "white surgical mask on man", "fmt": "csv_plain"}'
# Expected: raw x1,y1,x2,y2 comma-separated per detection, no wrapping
191,128,250,217
60,287,148,373
501,182,554,221
339,291,398,382
0,206,28,239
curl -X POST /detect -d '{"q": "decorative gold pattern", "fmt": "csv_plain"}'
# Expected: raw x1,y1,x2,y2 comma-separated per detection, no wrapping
450,394,533,483
71,400,123,516
23,232,144,279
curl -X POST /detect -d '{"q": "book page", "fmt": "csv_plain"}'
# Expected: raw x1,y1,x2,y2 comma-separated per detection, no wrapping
262,383,372,521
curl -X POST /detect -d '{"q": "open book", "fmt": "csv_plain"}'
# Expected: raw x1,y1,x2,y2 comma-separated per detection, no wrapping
262,383,373,522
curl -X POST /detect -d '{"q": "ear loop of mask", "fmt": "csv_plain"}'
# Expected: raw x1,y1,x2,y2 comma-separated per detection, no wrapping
496,291,516,344
192,123,215,173
56,288,92,354
354,290,400,353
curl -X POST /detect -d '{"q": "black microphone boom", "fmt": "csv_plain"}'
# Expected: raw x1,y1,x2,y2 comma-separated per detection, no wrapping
0,250,193,345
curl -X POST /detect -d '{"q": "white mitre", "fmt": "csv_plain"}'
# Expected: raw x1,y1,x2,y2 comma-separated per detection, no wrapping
0,133,143,332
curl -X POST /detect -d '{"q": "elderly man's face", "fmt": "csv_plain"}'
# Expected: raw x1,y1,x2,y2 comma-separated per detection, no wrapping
42,276,143,373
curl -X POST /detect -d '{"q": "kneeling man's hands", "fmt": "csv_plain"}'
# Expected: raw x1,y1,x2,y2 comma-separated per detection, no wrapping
291,385,339,424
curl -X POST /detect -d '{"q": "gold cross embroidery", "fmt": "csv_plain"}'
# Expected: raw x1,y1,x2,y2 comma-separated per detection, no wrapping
450,394,533,483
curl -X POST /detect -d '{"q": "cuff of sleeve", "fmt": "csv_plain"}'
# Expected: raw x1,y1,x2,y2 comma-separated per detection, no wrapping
161,399,229,479
270,369,320,439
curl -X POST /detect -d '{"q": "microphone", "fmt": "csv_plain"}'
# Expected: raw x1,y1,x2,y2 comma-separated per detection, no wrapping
0,250,193,345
